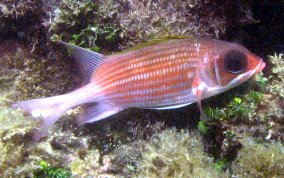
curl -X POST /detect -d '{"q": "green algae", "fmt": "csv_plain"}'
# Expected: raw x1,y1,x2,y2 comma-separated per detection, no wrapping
0,100,37,144
69,149,101,177
112,129,228,178
33,160,71,178
51,0,121,53
267,54,284,98
232,138,284,177
0,45,74,102
0,101,37,176
198,120,208,134
51,0,247,52
204,90,264,122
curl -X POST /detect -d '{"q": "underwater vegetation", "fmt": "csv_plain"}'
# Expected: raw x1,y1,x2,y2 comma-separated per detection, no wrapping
267,54,284,98
51,0,255,51
232,138,284,178
112,129,228,178
0,0,42,19
0,43,74,101
0,0,284,177
33,160,71,178
51,0,121,52
0,98,37,175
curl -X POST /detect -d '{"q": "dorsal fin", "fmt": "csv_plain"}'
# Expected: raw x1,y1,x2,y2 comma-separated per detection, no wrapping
116,36,192,55
59,41,104,84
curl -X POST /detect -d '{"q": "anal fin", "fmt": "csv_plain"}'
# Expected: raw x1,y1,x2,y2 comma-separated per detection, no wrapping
77,103,122,125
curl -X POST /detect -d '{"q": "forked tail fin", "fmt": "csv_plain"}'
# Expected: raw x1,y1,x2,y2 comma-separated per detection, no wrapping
12,95,70,141
11,41,114,140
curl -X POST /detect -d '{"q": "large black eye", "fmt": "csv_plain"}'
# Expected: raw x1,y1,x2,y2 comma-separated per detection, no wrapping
224,50,247,74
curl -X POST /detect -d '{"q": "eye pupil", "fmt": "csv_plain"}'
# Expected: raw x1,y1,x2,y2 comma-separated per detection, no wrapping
224,50,247,73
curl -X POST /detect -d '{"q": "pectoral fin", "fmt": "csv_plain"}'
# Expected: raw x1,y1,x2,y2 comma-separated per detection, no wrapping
196,86,208,121
192,75,208,121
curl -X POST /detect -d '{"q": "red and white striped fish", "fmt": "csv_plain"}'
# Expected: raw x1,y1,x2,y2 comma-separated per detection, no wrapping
13,37,265,139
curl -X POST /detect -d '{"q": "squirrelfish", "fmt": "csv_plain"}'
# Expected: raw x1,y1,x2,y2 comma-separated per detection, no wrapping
13,38,265,139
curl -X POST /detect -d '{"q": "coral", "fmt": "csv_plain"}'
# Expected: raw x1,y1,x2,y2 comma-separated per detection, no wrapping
0,91,37,176
112,129,227,178
0,0,45,45
231,138,284,177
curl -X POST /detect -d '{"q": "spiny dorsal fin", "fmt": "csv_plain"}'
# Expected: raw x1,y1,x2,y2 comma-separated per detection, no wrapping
116,36,192,54
59,41,104,84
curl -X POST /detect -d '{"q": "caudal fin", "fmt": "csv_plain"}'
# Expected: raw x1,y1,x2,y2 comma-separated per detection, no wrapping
12,95,69,141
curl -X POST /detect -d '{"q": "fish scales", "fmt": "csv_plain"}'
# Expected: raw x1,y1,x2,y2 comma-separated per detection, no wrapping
93,39,215,108
95,40,202,85
100,39,190,73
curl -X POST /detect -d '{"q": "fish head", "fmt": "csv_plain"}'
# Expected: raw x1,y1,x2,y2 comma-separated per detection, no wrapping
213,41,266,88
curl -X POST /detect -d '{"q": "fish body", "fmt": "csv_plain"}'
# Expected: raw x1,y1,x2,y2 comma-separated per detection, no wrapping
13,37,265,140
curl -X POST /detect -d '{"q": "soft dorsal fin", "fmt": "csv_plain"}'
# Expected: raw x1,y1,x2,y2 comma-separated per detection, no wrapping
59,41,104,83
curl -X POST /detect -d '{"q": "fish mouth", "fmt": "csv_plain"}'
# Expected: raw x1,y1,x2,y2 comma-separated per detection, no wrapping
249,59,266,78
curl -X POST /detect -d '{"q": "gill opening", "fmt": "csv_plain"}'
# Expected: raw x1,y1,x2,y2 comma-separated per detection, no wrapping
214,56,222,86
